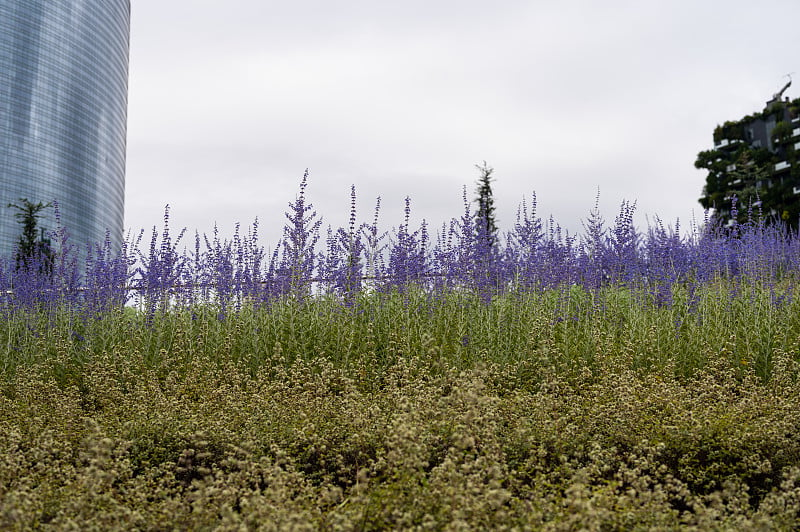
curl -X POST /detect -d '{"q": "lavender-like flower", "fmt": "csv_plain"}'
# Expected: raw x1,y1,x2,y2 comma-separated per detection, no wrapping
279,170,322,301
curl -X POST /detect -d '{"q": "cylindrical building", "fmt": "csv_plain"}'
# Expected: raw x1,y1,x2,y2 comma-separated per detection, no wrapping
0,0,129,259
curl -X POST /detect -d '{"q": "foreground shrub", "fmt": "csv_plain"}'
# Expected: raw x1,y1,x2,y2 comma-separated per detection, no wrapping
1,341,800,529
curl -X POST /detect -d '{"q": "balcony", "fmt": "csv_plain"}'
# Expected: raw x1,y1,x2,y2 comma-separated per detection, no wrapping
794,187,800,195
726,164,737,172
775,161,791,172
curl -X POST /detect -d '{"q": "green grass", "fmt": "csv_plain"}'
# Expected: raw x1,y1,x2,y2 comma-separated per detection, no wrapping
2,281,800,528
4,279,799,381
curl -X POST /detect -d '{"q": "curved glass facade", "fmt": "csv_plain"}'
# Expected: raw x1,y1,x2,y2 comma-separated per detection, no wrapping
0,0,129,259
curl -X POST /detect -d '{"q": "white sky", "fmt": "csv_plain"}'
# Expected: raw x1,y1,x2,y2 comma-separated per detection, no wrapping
125,0,800,250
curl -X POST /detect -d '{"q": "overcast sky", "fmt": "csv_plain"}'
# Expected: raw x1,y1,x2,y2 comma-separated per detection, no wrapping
125,0,800,250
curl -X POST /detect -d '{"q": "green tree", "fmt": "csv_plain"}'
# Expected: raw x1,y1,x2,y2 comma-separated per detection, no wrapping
697,96,800,230
696,147,796,228
474,161,497,249
7,198,53,271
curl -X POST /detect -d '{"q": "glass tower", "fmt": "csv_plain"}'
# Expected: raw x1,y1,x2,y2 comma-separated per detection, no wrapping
0,0,130,259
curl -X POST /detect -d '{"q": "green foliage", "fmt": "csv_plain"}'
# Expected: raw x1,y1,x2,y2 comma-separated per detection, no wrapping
694,149,723,171
6,198,53,271
700,98,800,228
474,161,498,248
2,283,800,528
771,120,793,143
714,121,745,143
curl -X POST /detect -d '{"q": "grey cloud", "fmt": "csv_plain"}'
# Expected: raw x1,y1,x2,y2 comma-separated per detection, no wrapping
126,0,800,250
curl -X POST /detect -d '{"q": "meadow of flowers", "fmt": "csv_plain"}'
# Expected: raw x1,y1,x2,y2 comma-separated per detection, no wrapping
2,173,800,529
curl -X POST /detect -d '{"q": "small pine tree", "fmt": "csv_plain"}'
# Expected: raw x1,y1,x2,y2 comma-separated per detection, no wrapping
7,198,53,272
474,161,497,248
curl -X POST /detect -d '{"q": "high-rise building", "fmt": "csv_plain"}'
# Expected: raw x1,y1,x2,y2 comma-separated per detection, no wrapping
0,0,130,260
696,81,800,227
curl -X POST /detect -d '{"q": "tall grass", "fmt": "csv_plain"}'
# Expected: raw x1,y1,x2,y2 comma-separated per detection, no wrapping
2,277,799,385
